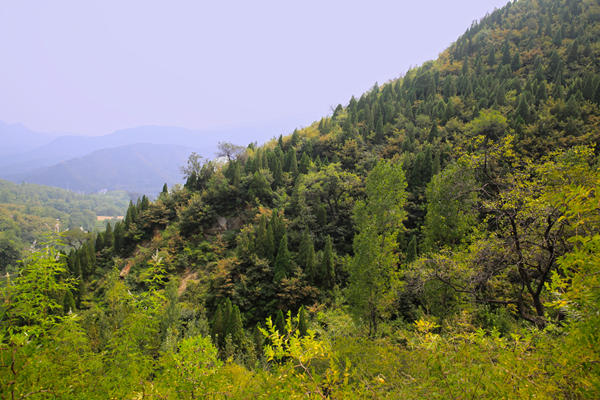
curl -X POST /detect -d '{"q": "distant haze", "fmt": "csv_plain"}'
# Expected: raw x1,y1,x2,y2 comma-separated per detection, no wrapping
0,0,508,139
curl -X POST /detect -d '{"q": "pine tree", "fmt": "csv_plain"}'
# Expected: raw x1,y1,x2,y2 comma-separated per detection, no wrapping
253,323,264,356
375,114,384,143
299,152,311,174
162,183,168,195
511,52,521,72
288,150,298,177
104,223,114,250
274,309,285,334
140,195,150,211
113,222,124,254
501,41,511,65
95,232,105,252
229,305,245,346
487,49,496,66
290,129,300,147
298,230,316,282
406,235,418,263
63,290,75,313
212,302,225,346
273,234,291,282
316,204,328,227
298,306,308,337
272,157,283,187
321,236,335,289
270,212,286,249
516,93,530,122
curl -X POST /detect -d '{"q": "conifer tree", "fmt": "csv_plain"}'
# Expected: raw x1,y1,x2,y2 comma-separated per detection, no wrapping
501,41,511,65
113,222,124,254
274,309,285,334
375,114,384,143
273,234,291,282
298,231,316,282
299,152,311,174
321,236,335,289
316,204,328,227
511,52,521,71
104,223,114,250
406,235,418,263
95,232,105,252
212,302,225,346
298,306,308,337
63,290,75,313
288,150,298,177
272,157,283,187
229,305,245,347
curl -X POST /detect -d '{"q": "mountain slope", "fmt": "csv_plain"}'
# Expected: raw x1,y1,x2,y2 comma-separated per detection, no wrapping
0,121,58,157
12,143,196,194
72,0,600,324
4,0,600,398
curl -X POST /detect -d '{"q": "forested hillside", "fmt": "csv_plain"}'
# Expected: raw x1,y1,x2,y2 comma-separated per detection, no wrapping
0,180,129,274
2,0,600,398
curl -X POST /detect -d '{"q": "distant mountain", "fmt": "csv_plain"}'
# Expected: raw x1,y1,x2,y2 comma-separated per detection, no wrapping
0,121,59,157
10,143,197,194
0,124,278,179
0,125,223,175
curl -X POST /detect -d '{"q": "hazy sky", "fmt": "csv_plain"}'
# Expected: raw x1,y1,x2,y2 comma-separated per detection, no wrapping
0,0,509,137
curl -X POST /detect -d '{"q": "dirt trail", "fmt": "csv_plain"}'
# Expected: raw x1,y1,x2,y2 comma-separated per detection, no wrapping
178,269,198,295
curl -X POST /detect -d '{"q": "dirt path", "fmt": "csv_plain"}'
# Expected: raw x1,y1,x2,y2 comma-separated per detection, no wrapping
178,269,198,295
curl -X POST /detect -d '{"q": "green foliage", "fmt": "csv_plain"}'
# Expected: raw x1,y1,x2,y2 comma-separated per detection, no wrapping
4,0,600,397
348,159,407,335
423,161,478,251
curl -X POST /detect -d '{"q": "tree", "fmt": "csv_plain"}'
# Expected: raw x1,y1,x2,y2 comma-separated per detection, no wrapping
320,236,335,289
348,160,407,335
298,231,317,283
423,162,478,251
217,142,245,161
299,152,311,174
181,152,204,181
273,234,292,282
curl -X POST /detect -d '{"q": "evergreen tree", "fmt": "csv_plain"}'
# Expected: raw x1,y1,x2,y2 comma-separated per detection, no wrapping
406,235,418,263
274,309,285,334
375,114,384,143
321,236,335,289
95,232,105,252
104,223,113,250
316,204,328,227
299,152,311,174
113,222,124,254
62,290,75,313
298,306,308,337
212,302,225,346
288,150,298,177
298,230,316,282
273,234,291,282
516,93,530,122
511,52,521,72
501,41,511,65
229,305,245,347
272,157,284,187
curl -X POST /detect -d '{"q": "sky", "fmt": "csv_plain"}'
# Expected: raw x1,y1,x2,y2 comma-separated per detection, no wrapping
0,0,509,139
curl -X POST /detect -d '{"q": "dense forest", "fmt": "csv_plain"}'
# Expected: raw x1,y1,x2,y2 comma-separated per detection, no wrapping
2,0,600,398
0,180,130,275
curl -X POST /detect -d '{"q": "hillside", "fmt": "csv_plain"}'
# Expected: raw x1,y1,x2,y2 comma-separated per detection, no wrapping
2,0,600,398
0,180,130,273
10,143,196,194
